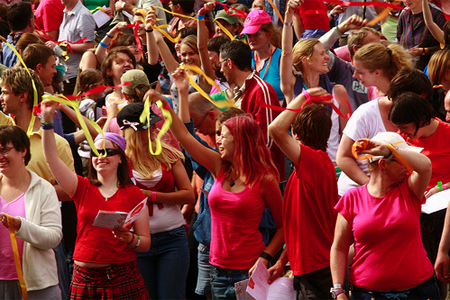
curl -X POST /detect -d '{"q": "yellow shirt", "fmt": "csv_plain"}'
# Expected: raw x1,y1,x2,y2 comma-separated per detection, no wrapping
0,111,15,126
28,128,75,185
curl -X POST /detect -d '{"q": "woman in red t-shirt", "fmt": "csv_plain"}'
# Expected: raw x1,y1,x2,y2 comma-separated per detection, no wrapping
41,101,151,299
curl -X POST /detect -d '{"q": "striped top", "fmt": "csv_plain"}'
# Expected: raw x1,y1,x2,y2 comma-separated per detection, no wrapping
397,5,446,71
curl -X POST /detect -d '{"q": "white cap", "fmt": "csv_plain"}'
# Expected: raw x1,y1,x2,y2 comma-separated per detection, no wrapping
367,132,423,163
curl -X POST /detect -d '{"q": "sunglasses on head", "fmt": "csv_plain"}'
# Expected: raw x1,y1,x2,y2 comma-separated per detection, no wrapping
91,148,120,157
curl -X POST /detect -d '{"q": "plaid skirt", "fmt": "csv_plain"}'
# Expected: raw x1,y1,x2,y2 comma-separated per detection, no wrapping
68,261,150,299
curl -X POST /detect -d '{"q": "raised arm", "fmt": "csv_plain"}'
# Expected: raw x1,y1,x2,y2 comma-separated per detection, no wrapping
336,134,370,186
269,87,332,163
356,139,432,198
422,0,445,44
280,0,300,103
197,3,217,82
58,104,99,145
145,88,223,177
95,22,129,63
151,29,180,75
145,11,159,65
41,100,78,197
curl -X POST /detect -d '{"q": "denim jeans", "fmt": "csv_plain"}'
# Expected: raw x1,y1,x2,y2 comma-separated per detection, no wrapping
137,225,189,300
196,243,212,296
53,242,69,299
210,265,249,300
350,275,440,300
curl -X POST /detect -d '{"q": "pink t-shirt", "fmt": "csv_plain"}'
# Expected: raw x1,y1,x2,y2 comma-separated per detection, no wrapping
34,0,64,33
0,192,26,280
336,178,434,290
208,167,266,270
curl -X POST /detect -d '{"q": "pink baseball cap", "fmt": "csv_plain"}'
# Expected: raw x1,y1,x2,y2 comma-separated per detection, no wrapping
240,10,272,35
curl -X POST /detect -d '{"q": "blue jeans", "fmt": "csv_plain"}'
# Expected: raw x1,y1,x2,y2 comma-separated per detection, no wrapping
210,265,249,300
137,225,189,300
196,243,212,296
53,242,69,299
351,276,440,300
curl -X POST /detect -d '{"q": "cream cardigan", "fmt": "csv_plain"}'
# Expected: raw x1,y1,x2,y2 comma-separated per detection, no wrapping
13,170,62,291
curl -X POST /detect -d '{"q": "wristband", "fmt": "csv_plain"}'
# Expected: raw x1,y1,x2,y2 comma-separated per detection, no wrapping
438,181,447,191
145,28,153,33
302,90,312,104
42,124,54,130
259,251,272,261
126,233,135,244
197,14,205,20
132,234,141,249
422,48,426,56
284,22,293,26
162,103,171,110
99,41,109,48
106,33,114,39
151,191,157,202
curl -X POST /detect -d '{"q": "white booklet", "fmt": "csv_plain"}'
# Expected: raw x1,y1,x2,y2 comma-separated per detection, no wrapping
92,6,112,28
421,189,450,214
245,260,296,300
93,198,147,229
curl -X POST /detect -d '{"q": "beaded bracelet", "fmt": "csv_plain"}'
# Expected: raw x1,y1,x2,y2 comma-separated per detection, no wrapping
131,235,141,249
99,41,109,49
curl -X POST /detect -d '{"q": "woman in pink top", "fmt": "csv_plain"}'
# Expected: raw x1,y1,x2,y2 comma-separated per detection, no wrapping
146,88,284,300
330,132,439,300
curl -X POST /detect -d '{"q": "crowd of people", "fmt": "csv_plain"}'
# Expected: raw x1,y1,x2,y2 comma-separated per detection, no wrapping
2,0,450,299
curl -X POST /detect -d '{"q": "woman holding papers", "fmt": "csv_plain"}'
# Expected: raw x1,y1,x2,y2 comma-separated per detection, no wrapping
145,88,284,300
117,102,195,299
331,132,439,300
40,101,151,299
0,126,62,299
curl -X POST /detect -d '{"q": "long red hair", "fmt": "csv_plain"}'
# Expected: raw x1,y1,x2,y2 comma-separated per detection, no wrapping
222,115,279,186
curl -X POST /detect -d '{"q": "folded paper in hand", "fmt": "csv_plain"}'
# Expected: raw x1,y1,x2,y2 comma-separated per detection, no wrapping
93,198,147,229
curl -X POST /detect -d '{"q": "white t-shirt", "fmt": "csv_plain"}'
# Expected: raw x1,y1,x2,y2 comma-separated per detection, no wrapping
338,98,386,195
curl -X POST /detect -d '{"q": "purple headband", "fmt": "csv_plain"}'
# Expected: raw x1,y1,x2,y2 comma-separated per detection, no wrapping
94,133,126,152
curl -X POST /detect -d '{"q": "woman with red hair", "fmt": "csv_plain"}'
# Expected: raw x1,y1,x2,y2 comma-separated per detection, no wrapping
146,89,284,300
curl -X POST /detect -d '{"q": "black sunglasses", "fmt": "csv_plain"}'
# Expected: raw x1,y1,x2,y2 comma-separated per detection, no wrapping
91,148,120,157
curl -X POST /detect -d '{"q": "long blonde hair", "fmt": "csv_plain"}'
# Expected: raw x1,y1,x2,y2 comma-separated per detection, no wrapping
123,128,184,178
